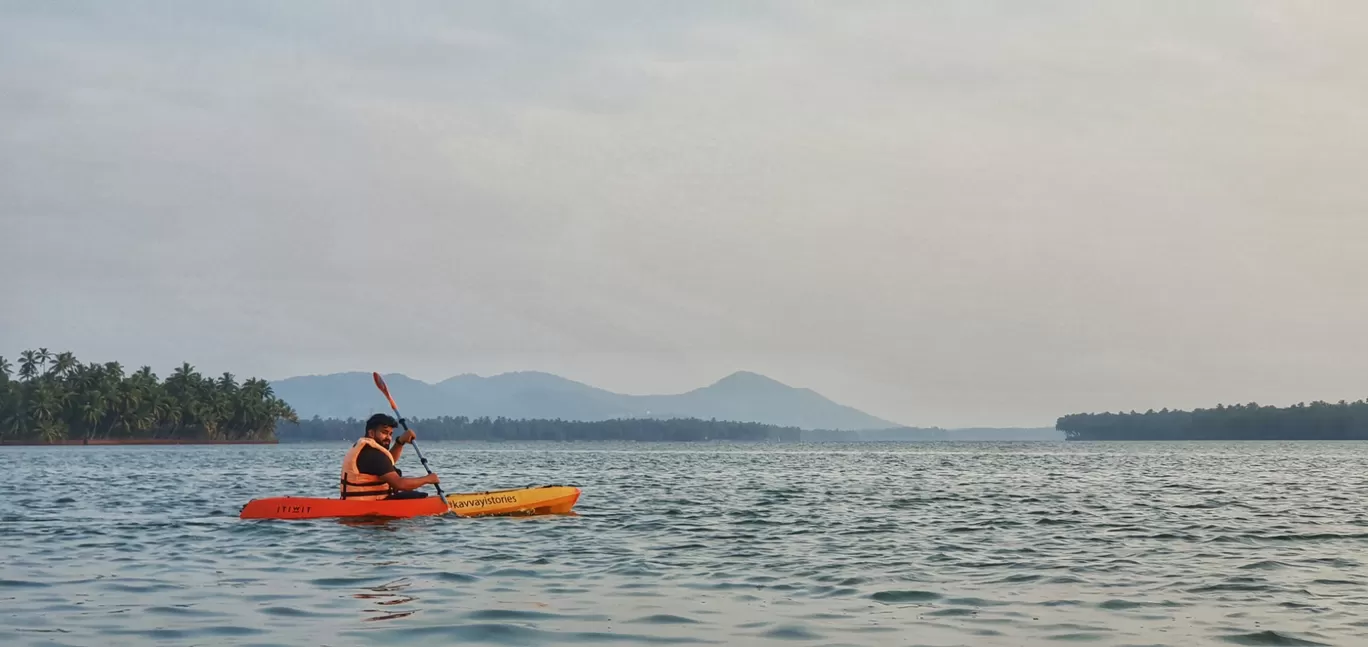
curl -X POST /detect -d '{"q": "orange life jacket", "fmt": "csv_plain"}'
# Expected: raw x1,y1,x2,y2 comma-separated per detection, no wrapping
339,437,394,500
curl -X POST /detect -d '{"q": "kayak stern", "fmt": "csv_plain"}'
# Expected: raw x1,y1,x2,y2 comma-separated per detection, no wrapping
445,485,581,517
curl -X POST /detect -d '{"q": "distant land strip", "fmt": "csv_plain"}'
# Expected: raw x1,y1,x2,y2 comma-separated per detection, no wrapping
277,415,1060,442
1057,400,1368,440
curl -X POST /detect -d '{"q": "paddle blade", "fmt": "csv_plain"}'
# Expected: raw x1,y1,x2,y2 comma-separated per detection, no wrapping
372,372,398,410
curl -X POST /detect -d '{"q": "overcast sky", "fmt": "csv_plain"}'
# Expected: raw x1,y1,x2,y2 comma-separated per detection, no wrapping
3,1,1366,428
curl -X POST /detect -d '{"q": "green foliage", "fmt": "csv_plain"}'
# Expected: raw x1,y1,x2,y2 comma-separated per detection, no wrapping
1056,400,1368,440
0,350,298,443
278,415,804,443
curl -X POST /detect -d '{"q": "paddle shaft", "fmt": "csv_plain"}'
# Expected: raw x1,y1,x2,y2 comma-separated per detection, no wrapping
373,373,446,499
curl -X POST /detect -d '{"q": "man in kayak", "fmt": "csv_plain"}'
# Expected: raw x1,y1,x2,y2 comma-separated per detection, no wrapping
340,413,441,500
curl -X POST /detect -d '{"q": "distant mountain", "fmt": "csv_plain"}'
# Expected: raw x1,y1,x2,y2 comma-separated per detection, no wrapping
803,426,1064,441
269,370,901,431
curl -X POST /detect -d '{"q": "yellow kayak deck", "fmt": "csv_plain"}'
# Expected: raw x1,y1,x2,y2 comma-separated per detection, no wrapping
444,485,581,517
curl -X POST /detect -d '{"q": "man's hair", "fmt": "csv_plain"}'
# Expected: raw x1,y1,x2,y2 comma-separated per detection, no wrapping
366,413,399,431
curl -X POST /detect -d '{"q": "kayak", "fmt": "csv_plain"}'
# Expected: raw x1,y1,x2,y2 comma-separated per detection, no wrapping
239,485,580,520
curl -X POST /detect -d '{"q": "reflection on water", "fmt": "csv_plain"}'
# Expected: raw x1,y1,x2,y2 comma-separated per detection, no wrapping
3,441,1368,646
356,578,417,621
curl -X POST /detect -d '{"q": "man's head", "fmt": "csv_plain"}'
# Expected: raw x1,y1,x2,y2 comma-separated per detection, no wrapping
365,413,399,445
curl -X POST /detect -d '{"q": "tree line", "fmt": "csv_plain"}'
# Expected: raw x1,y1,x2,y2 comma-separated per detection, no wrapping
0,349,298,443
1056,399,1368,440
278,414,804,442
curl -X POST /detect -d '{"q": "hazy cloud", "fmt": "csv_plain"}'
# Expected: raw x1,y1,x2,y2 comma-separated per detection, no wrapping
4,1,1367,427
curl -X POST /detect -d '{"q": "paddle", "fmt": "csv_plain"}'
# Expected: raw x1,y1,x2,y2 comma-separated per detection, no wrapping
372,372,446,499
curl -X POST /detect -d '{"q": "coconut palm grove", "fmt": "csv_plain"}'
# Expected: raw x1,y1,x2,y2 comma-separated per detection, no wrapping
0,349,297,443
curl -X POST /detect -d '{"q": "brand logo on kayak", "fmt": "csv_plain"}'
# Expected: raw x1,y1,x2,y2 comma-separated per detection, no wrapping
450,495,518,509
276,505,313,514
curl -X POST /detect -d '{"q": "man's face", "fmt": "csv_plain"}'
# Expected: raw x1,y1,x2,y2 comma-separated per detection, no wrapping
370,425,394,446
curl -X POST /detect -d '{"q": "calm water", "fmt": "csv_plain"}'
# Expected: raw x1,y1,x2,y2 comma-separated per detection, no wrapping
4,441,1368,647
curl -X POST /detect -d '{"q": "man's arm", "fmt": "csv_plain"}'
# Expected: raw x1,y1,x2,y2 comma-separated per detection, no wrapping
357,446,438,492
379,470,439,493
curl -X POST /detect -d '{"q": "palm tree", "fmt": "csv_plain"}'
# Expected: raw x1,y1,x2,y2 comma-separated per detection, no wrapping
170,362,199,387
50,351,77,378
158,393,181,435
79,392,105,440
18,350,38,381
0,382,13,440
0,356,11,381
37,419,66,443
28,383,62,423
4,406,31,440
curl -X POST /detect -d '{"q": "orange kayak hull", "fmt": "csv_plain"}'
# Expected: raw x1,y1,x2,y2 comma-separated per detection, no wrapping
239,485,581,520
239,495,450,520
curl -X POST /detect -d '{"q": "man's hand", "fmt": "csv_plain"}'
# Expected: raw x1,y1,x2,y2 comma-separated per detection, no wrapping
396,429,416,445
425,473,441,486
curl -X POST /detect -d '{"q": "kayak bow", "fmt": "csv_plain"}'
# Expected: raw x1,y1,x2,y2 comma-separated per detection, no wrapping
239,485,580,520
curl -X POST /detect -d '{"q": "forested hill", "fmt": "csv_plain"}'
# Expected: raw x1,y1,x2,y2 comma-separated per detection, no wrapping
278,415,804,442
278,416,1061,443
270,370,900,431
1057,400,1368,440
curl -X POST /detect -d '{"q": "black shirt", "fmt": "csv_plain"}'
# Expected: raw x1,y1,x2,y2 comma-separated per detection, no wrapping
356,445,402,477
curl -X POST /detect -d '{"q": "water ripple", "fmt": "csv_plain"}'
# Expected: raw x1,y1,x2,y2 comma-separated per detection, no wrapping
6,441,1368,646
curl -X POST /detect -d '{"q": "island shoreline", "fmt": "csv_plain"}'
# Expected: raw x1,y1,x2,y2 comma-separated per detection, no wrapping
0,439,278,446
